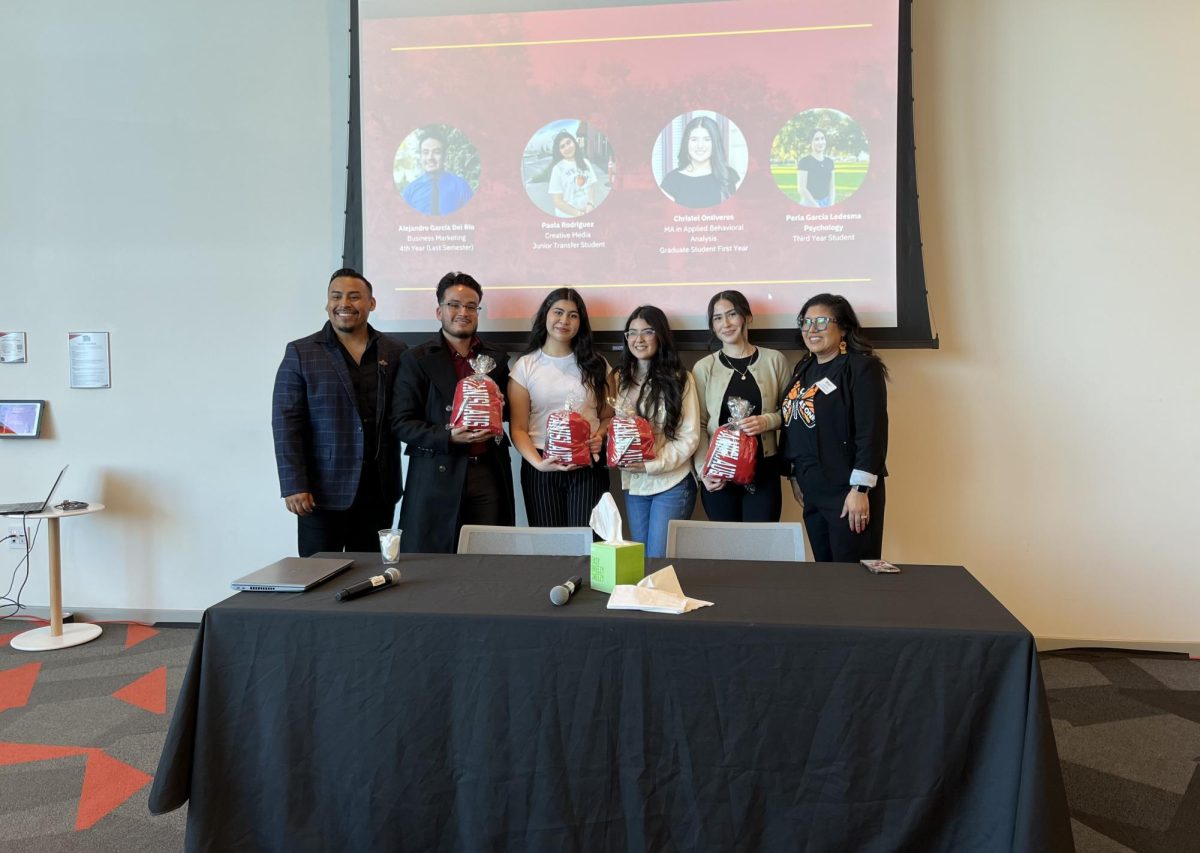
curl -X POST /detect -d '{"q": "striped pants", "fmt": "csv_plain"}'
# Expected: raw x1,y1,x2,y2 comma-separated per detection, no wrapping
520,457,610,527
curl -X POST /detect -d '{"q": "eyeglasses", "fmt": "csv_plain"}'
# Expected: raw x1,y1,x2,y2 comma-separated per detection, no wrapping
441,301,480,314
624,328,657,340
799,316,835,332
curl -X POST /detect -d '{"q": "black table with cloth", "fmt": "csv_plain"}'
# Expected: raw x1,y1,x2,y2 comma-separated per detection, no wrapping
149,555,1072,852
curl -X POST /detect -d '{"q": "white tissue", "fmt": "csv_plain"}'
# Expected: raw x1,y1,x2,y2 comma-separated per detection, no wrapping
606,566,713,614
380,532,402,562
589,493,626,544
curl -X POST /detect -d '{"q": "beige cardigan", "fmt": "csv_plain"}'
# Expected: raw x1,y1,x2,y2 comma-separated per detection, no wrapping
691,347,792,477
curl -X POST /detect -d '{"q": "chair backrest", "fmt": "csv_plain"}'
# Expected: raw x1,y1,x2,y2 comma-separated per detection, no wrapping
456,525,593,556
665,520,808,562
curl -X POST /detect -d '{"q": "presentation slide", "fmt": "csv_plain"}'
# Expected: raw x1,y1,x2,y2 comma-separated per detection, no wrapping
359,0,899,333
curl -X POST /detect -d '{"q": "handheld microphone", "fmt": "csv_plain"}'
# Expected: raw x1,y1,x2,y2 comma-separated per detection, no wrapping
549,576,583,606
335,567,400,602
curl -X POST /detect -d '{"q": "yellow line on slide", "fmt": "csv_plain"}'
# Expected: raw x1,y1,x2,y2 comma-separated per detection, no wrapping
393,278,872,293
390,24,872,53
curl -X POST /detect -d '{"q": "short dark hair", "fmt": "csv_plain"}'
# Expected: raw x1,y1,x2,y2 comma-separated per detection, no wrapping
436,271,482,303
329,267,372,294
419,127,448,149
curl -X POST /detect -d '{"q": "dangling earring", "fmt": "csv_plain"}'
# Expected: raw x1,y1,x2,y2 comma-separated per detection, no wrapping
838,339,847,355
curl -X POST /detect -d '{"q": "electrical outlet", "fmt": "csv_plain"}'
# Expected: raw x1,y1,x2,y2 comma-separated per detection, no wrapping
7,525,30,549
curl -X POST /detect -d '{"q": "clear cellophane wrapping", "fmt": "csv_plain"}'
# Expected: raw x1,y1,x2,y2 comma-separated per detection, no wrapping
544,394,592,466
450,354,504,437
606,397,656,467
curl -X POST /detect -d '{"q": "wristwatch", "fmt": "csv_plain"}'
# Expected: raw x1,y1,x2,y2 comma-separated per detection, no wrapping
852,484,871,495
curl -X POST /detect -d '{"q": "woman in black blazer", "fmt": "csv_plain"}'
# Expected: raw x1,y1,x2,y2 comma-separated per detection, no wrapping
779,294,888,561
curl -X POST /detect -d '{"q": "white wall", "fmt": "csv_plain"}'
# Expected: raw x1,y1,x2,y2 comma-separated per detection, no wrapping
886,0,1200,645
1,0,352,611
2,1,1197,645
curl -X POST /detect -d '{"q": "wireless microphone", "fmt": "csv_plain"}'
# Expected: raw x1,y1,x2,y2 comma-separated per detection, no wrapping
335,567,400,602
549,576,583,606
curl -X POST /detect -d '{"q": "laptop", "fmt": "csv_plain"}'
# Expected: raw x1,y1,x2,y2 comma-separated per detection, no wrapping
0,465,69,515
231,557,354,592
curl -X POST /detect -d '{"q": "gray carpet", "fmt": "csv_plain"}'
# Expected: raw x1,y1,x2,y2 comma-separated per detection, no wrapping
3,624,1198,851
0,621,190,851
1042,649,1200,853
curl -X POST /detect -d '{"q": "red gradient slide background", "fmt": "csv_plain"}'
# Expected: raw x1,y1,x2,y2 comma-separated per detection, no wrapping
360,0,898,331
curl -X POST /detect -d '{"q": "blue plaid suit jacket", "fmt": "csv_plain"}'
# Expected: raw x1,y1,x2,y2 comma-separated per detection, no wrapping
271,322,407,511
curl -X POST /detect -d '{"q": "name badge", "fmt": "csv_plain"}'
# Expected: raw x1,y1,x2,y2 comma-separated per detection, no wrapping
816,377,838,395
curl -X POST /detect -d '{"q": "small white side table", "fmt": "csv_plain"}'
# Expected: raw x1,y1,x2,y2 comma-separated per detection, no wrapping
3,504,105,651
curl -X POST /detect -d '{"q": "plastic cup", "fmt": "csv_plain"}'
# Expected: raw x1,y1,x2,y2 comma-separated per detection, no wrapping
378,529,402,566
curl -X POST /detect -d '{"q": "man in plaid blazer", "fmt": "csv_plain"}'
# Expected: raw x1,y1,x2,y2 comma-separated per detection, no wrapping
272,269,408,556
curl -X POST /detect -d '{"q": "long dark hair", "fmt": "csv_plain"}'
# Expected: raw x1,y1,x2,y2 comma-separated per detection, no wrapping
796,293,889,379
551,131,589,172
524,288,609,410
705,289,753,351
677,115,737,201
617,305,688,439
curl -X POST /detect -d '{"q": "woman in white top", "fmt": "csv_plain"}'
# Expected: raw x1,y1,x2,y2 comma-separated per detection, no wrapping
608,305,700,557
508,288,611,527
692,290,791,522
547,132,598,218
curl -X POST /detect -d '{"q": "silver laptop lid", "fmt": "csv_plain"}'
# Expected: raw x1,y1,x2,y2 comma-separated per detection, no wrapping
231,557,354,592
0,464,68,514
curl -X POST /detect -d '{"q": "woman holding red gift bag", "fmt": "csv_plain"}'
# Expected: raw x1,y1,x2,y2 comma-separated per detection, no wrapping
508,288,612,527
609,305,700,558
692,290,791,522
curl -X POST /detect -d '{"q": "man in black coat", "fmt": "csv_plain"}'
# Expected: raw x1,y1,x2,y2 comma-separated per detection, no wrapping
271,269,407,556
391,271,514,553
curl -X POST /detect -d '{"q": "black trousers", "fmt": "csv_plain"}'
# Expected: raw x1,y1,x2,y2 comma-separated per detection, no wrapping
456,455,509,541
520,458,610,527
297,466,395,557
796,476,885,562
699,455,783,523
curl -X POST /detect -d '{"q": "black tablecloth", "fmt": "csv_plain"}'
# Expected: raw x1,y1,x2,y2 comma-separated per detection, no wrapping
149,555,1072,852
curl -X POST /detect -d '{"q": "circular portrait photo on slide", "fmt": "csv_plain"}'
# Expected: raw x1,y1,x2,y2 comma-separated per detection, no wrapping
521,120,615,219
394,124,480,216
652,111,748,210
771,108,869,208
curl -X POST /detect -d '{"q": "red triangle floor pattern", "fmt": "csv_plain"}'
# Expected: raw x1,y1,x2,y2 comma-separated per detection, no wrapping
123,623,158,649
112,666,166,714
0,661,41,712
0,742,151,829
76,749,153,829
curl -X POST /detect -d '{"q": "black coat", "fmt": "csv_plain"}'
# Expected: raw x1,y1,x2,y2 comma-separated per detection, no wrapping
391,333,514,553
779,352,888,489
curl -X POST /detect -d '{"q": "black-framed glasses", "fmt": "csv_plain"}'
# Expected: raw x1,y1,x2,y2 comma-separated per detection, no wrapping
799,316,834,332
441,301,480,313
624,328,657,340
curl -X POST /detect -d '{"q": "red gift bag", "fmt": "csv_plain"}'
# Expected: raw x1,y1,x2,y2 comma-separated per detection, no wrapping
544,399,592,466
450,355,504,437
701,397,758,486
606,411,656,467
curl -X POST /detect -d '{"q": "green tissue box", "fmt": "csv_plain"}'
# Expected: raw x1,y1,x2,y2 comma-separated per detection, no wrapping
590,541,645,594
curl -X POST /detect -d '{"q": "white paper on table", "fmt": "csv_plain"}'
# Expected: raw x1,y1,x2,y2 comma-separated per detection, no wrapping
607,565,713,614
